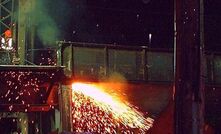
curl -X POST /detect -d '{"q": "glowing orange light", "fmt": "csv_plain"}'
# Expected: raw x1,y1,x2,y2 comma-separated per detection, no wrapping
72,82,154,133
4,29,12,38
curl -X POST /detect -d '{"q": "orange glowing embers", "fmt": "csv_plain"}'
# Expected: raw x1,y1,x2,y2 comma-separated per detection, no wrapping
71,82,154,133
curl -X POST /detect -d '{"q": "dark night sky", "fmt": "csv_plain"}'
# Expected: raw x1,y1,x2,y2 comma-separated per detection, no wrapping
204,0,221,51
46,0,221,50
46,0,173,48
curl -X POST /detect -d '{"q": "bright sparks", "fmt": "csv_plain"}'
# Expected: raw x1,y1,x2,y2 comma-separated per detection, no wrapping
72,82,154,133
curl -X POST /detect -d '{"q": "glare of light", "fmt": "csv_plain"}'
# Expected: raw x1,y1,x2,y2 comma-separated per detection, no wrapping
72,82,154,132
149,33,152,41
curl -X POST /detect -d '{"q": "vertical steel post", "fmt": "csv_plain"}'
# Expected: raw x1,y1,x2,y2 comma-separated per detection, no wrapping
144,48,148,81
174,0,204,133
17,0,36,64
60,85,73,132
104,46,109,77
17,0,27,64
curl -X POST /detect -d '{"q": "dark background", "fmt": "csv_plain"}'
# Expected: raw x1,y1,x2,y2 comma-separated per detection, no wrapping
204,0,221,51
43,0,221,50
46,0,173,48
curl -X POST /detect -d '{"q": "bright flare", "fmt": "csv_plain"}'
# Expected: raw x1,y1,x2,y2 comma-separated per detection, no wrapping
72,82,154,133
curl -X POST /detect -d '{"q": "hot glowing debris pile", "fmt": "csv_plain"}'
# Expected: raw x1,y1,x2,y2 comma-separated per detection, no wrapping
71,83,154,133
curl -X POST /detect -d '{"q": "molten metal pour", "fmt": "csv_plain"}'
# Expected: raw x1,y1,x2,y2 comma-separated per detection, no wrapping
72,83,154,133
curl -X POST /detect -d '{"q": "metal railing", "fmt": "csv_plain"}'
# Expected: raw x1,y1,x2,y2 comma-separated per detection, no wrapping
0,49,15,64
58,41,174,82
2,41,221,84
57,41,221,84
26,48,57,66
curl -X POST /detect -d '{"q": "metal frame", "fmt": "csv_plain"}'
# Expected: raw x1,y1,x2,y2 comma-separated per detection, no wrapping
0,64,64,71
58,41,221,85
58,41,174,83
0,65,64,112
0,104,55,112
0,0,14,35
59,41,148,80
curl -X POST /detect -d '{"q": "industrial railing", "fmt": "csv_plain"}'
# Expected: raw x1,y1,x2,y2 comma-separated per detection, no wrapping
57,41,221,84
0,50,12,65
57,41,174,82
26,48,57,66
2,41,221,84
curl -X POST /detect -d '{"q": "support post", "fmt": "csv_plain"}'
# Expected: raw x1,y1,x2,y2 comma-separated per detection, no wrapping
59,85,73,132
174,0,205,133
17,0,35,64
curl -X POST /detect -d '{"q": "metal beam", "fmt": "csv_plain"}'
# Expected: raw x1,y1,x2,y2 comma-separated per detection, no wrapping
174,0,204,133
17,0,27,64
0,0,14,35
59,85,73,132
0,64,64,70
0,104,57,112
44,81,55,103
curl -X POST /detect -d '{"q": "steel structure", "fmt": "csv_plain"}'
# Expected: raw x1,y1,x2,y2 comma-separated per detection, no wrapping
58,41,174,82
0,0,15,35
174,0,204,133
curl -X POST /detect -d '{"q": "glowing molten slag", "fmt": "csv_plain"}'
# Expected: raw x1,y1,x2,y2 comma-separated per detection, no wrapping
71,82,154,133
